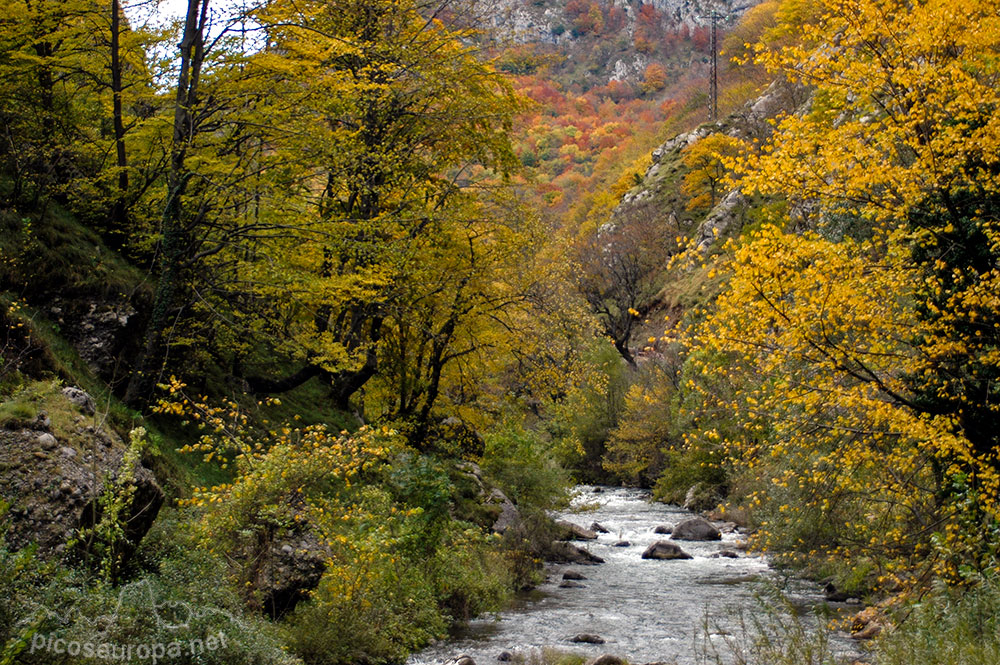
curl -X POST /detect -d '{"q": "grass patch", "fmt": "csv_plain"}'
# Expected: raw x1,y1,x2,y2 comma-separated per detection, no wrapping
510,647,593,665
255,376,355,432
695,587,847,665
874,577,1000,665
0,201,147,300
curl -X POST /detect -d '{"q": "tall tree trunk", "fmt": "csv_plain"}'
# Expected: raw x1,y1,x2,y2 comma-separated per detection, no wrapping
32,39,58,201
108,0,129,249
124,0,208,406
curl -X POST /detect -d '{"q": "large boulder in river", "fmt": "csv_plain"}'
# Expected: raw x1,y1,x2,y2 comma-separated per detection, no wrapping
671,516,722,541
547,541,605,565
641,541,692,560
555,520,598,541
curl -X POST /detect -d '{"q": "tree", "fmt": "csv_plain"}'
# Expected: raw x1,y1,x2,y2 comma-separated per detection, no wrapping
0,0,94,201
640,63,667,95
221,0,525,418
576,204,676,365
119,0,527,412
107,0,129,245
687,226,949,575
124,0,214,404
117,0,536,431
682,0,1000,579
680,133,740,212
0,0,157,214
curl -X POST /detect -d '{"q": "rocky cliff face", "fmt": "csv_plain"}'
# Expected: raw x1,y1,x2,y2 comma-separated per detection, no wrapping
488,0,755,44
46,294,144,387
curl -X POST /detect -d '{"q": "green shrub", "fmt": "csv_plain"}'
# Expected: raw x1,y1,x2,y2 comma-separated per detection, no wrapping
604,350,733,497
283,482,514,664
482,425,569,509
546,341,629,482
603,375,675,486
652,446,727,505
283,536,445,665
0,502,297,665
875,576,1000,665
430,526,511,622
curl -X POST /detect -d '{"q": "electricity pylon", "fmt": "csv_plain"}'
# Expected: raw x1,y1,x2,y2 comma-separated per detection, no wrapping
698,11,725,122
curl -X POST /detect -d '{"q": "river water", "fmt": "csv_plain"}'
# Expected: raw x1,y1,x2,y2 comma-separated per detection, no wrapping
410,486,859,665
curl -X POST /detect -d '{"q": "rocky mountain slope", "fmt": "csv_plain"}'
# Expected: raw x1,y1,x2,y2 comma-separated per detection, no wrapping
485,0,759,90
585,75,811,361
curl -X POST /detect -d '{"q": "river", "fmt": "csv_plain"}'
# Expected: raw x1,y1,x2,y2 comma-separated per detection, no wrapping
410,486,860,665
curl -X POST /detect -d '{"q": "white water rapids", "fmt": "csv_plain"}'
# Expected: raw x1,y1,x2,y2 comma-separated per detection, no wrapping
410,486,861,665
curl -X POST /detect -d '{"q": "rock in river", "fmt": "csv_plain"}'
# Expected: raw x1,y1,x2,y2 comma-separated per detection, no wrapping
547,541,605,565
555,520,598,541
570,634,605,644
671,516,721,541
445,656,475,665
641,541,692,560
585,656,625,665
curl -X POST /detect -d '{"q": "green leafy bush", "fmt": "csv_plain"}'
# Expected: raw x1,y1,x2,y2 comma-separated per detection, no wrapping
482,426,569,509
546,341,629,482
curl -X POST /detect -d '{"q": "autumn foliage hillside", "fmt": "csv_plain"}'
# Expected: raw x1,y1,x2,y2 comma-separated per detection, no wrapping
500,0,777,235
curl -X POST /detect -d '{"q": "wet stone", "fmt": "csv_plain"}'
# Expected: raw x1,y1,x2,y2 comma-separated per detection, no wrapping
570,634,605,644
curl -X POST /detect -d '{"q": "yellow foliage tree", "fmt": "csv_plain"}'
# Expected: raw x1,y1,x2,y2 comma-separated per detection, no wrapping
125,0,544,433
228,0,528,419
640,63,668,95
678,0,1000,582
681,134,741,212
